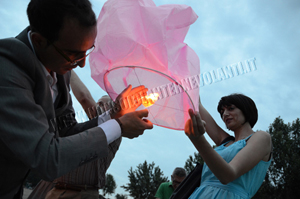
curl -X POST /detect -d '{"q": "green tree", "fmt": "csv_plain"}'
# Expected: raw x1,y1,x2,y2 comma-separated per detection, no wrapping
184,152,204,174
115,194,128,199
184,145,217,174
121,160,168,199
102,173,117,197
253,117,300,199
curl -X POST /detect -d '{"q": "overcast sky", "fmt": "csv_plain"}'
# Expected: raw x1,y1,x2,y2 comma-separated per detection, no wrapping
1,0,299,198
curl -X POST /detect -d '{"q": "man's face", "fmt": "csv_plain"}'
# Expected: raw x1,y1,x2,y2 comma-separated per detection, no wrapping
40,17,97,74
171,175,185,190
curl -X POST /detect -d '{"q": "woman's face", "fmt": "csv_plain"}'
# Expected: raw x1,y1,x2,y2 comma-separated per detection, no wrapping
221,104,246,130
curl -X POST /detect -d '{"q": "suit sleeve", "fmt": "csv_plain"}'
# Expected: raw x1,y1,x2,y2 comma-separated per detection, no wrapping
0,38,108,181
53,70,111,137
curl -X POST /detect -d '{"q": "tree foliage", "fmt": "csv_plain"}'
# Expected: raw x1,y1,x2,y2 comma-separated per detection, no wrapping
184,152,204,174
115,194,128,199
253,117,300,198
184,145,217,174
121,160,168,199
102,173,117,197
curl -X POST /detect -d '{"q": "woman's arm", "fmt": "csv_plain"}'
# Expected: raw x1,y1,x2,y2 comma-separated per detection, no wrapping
198,97,229,146
70,70,97,119
185,110,272,184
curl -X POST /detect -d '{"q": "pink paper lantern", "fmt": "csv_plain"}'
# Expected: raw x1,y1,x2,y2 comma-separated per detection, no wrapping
90,0,200,130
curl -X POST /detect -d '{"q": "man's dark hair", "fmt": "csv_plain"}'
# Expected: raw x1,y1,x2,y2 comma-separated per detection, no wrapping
217,93,258,128
27,0,96,42
173,167,186,178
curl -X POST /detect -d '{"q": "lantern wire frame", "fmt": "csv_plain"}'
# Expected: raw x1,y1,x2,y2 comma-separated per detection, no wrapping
103,65,196,130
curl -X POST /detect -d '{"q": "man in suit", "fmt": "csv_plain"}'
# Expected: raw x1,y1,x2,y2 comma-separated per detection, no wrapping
28,96,122,199
0,0,153,198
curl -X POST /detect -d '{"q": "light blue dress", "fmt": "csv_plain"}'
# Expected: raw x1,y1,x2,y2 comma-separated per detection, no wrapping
189,135,271,199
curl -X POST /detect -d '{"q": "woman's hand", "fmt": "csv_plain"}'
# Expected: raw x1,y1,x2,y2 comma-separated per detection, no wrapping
185,109,206,140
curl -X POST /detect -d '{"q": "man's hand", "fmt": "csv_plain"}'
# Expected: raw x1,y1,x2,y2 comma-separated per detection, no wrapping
110,85,148,119
119,109,153,139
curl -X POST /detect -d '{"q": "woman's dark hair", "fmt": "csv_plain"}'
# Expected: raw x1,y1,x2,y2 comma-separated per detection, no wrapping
217,93,258,128
27,0,96,42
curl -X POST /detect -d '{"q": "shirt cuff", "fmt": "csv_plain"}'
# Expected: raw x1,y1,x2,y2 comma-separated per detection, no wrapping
98,119,121,144
97,110,111,124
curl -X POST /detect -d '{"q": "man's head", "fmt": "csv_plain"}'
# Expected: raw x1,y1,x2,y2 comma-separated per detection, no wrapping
171,167,186,190
27,0,96,43
27,0,97,74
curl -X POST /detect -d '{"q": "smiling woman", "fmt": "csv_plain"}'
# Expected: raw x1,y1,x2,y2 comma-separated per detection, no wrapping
217,94,258,131
184,93,272,198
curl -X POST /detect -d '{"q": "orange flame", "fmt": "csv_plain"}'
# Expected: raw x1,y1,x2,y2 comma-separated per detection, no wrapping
142,93,159,107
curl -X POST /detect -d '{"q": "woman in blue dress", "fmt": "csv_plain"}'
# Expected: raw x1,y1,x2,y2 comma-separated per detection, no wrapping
185,94,272,199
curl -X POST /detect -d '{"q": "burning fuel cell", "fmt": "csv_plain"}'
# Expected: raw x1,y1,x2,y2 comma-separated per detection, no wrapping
120,92,159,109
141,93,159,107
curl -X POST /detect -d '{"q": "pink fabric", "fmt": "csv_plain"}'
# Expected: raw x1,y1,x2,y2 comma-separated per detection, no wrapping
90,0,200,130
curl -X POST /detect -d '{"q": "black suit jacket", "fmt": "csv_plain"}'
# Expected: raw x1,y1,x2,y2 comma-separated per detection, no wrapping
0,28,109,198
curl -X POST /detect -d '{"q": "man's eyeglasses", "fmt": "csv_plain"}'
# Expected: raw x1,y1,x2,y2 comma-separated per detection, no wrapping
51,42,95,66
